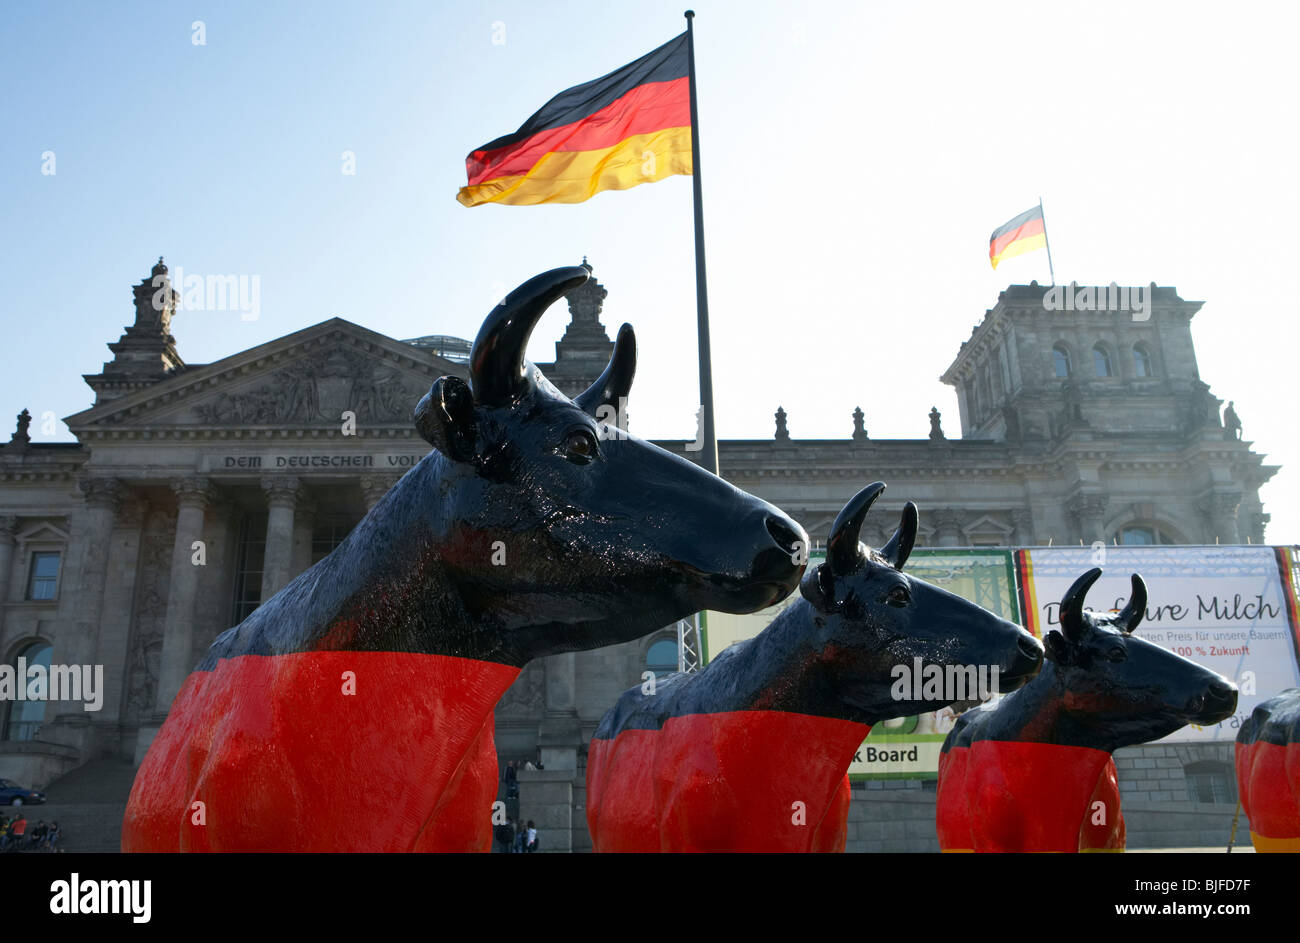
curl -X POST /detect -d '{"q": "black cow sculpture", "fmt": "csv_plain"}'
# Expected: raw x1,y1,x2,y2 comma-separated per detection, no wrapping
586,481,1044,852
937,567,1238,852
123,266,808,852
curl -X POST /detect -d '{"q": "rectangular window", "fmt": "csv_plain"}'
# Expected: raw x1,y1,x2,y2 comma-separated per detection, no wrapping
230,513,267,625
27,551,60,600
1187,770,1236,804
311,515,360,566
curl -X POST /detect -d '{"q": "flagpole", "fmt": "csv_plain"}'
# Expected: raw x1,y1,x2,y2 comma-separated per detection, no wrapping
1039,196,1057,286
685,10,719,475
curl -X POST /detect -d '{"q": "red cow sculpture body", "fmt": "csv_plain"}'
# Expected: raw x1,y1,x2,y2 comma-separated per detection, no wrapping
122,267,807,852
1235,687,1300,852
937,567,1238,852
587,482,1044,852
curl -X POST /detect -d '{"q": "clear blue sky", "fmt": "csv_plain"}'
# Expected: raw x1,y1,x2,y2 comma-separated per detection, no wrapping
3,0,1297,539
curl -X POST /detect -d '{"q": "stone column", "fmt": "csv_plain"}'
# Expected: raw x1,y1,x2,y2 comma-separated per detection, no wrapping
359,474,400,511
1250,511,1270,546
1011,508,1036,548
1201,492,1242,545
516,768,574,854
526,652,581,854
290,493,317,578
1068,493,1109,544
95,496,147,725
538,652,581,773
0,515,17,610
65,476,124,670
155,477,213,713
260,476,301,600
933,509,965,548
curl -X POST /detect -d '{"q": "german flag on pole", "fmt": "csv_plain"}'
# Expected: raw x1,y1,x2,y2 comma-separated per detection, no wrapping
456,33,692,207
989,205,1047,269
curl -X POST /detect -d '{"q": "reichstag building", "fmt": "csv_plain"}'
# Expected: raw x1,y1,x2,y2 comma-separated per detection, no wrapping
0,258,1275,851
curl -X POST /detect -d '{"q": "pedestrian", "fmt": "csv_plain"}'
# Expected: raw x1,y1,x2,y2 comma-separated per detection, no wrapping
526,820,538,853
505,760,518,799
494,815,514,853
10,814,27,852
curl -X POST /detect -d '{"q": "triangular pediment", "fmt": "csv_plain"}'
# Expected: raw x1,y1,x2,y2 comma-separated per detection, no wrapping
961,514,1014,536
65,319,468,432
16,522,71,544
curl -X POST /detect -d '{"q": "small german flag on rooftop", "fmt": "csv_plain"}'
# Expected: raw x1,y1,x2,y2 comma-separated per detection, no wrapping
989,205,1047,269
457,33,692,207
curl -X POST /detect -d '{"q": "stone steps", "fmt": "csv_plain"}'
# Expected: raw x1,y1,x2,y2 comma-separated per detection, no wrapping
2,757,140,853
3,801,126,853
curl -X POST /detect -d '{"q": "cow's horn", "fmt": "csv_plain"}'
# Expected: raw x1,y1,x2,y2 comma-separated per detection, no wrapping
575,323,636,418
1117,573,1147,634
882,502,918,571
828,481,886,576
1060,567,1101,643
470,267,590,406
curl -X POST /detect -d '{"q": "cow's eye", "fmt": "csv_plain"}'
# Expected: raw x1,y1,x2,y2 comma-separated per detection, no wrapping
562,429,598,464
1105,645,1127,663
885,585,910,608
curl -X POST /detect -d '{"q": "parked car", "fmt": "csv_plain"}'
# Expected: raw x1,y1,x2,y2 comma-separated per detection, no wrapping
0,779,45,806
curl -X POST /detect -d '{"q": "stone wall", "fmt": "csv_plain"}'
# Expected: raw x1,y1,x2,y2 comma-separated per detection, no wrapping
839,741,1243,853
846,782,939,853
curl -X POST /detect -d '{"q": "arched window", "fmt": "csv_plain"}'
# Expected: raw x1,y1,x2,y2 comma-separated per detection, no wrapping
1118,525,1175,546
1092,344,1113,377
4,640,52,742
645,638,679,677
1052,345,1071,378
1133,343,1154,378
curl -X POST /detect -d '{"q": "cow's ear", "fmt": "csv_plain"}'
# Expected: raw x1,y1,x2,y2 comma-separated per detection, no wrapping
414,376,477,461
799,562,836,611
1043,630,1072,666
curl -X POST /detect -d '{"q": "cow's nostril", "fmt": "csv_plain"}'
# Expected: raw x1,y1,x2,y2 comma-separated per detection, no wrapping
764,514,803,555
1209,679,1237,700
1018,635,1044,661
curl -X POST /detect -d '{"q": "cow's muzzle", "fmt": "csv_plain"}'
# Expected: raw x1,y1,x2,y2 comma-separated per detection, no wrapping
1000,632,1045,691
1188,678,1238,724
